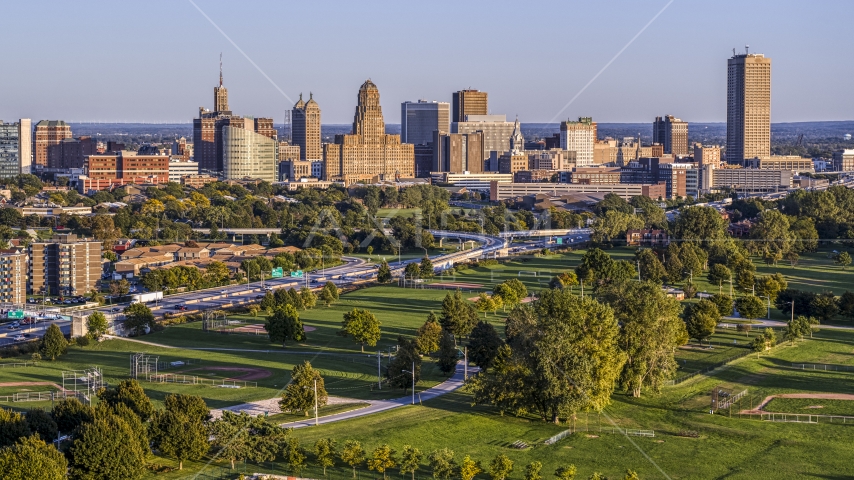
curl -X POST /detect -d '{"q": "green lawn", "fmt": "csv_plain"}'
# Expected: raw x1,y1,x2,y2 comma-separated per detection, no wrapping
763,397,854,416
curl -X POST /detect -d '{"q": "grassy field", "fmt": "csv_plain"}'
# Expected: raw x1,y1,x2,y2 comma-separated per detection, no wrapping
763,397,854,416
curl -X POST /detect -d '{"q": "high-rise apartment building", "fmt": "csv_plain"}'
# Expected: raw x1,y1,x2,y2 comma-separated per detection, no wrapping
727,52,771,163
433,131,484,174
33,120,72,168
452,90,488,122
222,118,277,182
29,234,101,297
560,117,597,167
452,115,516,156
401,100,450,145
292,93,321,160
323,80,415,182
0,249,26,304
653,115,688,155
0,121,25,178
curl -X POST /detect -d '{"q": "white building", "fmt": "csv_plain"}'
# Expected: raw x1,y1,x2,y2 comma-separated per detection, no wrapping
560,117,596,167
168,158,199,183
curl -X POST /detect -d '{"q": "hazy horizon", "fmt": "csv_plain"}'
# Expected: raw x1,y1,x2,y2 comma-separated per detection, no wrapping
2,0,853,124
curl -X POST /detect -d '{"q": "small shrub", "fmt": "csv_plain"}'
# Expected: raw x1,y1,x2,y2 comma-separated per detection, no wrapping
76,336,90,347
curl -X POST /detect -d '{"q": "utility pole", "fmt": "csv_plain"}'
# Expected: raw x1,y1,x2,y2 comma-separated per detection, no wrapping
377,351,382,390
464,346,468,381
314,379,318,426
402,362,415,405
637,260,641,282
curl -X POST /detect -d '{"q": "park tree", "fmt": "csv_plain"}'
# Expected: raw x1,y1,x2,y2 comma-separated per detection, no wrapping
289,288,306,310
314,438,337,475
437,331,459,374
24,408,57,443
600,281,686,397
367,444,397,480
210,411,289,470
68,414,146,480
340,308,382,352
754,273,788,301
839,291,854,319
623,470,641,480
399,445,423,480
420,256,434,278
0,435,67,480
555,465,578,480
440,290,479,338
319,282,338,307
86,311,109,340
149,409,209,470
387,336,421,392
300,287,317,309
97,379,154,422
710,293,733,317
549,271,579,291
489,454,514,480
341,440,366,478
259,291,276,311
39,324,67,361
415,312,443,354
0,409,30,448
467,321,504,371
671,205,727,245
109,279,130,297
493,279,528,310
460,455,483,480
377,261,392,283
735,295,766,321
475,292,497,318
684,299,720,342
708,264,731,293
284,437,307,476
749,210,794,262
164,393,210,422
265,304,306,347
751,328,777,352
784,316,817,344
525,461,544,480
834,251,852,269
811,291,839,323
635,249,666,284
123,303,155,336
470,290,625,422
591,210,643,244
280,361,328,416
51,397,95,434
96,402,148,457
404,262,421,285
428,448,457,480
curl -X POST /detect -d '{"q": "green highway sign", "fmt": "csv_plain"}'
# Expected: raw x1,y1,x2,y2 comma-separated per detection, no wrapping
556,237,563,245
271,267,284,278
290,270,304,278
8,310,24,319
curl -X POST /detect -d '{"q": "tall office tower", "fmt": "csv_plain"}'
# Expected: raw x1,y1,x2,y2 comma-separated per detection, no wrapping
433,131,484,174
0,121,23,178
694,144,722,168
653,115,689,155
29,234,101,297
452,89,488,122
560,117,597,167
253,118,277,141
194,58,238,173
33,120,72,168
401,100,450,145
323,80,415,182
452,115,515,155
292,93,322,160
727,51,771,163
18,119,31,174
222,118,278,182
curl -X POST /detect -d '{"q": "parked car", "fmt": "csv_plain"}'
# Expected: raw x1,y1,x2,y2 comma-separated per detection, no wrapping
110,307,121,313
254,295,265,300
13,336,25,342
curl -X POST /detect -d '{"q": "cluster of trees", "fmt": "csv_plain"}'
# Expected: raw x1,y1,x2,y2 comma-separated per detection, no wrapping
776,288,854,323
403,257,435,284
474,279,529,316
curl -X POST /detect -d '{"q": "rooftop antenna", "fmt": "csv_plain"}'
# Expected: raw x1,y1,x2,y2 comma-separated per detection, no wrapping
745,45,749,55
733,48,736,56
219,53,223,87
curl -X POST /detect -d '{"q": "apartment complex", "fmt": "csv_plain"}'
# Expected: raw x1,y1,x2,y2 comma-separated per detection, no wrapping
323,80,415,182
653,115,688,155
33,120,72,168
222,119,278,182
560,117,597,167
401,100,450,145
452,89,488,122
29,234,102,297
727,52,771,163
292,93,321,161
0,120,32,178
0,250,27,304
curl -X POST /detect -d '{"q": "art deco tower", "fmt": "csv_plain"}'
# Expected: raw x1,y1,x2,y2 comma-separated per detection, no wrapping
292,93,321,160
352,80,385,142
214,53,230,114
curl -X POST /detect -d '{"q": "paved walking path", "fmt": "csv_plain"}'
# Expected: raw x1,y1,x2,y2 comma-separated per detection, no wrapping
720,317,854,331
280,362,474,429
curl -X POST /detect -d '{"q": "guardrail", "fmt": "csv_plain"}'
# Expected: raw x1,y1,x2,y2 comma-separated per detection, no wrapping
0,391,81,403
0,361,34,368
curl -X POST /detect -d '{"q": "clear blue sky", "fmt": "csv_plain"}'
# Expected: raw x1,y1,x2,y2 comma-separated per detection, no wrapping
2,0,852,124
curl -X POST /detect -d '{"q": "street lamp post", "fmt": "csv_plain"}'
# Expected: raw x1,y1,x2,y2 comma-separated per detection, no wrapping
760,295,771,319
402,361,415,405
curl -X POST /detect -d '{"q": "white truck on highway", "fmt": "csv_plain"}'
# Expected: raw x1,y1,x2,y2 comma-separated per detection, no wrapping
130,291,163,304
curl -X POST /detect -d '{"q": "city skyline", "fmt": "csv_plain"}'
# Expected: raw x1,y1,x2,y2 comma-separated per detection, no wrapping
1,1,853,124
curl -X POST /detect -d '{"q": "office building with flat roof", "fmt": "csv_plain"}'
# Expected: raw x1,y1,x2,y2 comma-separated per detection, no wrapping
292,93,321,160
452,115,515,156
560,117,597,167
401,100,450,145
727,52,771,163
33,120,71,168
222,118,278,182
0,120,31,178
653,115,688,155
452,89,488,122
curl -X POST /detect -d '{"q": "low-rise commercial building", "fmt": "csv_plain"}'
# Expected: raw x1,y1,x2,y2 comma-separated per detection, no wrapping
490,181,667,202
832,150,854,171
744,155,814,173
